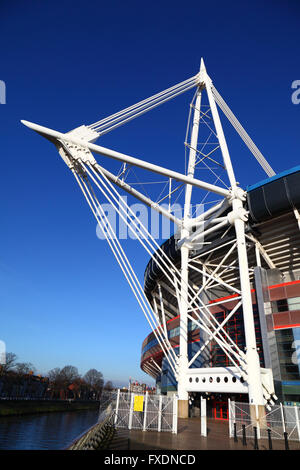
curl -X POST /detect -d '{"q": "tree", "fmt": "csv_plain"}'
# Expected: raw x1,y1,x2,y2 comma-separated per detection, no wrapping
60,365,80,386
15,362,36,376
47,367,62,384
84,369,104,389
0,352,17,375
83,369,104,399
104,380,114,391
47,365,80,399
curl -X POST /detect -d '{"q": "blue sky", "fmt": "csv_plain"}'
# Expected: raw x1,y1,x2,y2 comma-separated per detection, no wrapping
0,0,299,387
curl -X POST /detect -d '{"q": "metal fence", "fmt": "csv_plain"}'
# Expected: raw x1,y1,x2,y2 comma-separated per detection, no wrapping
229,400,300,441
67,411,116,450
98,390,119,421
99,389,178,433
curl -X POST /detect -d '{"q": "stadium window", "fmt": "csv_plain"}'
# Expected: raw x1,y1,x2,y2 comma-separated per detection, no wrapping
188,321,197,331
288,297,300,311
272,299,288,312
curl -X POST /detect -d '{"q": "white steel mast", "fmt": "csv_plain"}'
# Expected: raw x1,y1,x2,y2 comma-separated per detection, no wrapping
22,59,276,418
202,61,265,408
178,61,203,415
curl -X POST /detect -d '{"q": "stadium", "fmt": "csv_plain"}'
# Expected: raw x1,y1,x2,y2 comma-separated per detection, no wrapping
141,166,300,419
23,59,300,421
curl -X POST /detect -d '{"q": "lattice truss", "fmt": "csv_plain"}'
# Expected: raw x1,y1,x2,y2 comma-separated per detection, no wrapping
22,59,277,406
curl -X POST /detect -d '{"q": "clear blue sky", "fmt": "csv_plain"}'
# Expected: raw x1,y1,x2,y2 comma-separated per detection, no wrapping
0,0,299,387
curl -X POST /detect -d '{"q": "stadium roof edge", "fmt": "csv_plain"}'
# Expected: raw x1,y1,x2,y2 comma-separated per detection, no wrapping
247,165,300,192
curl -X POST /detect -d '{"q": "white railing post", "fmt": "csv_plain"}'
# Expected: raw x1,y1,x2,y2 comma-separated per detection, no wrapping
201,396,207,437
280,402,286,434
231,400,236,438
228,398,232,437
295,406,300,442
114,388,120,425
172,394,178,434
143,391,149,431
158,395,163,432
128,393,134,430
255,404,261,439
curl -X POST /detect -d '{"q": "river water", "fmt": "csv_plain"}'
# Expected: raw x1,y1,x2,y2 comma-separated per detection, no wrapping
0,409,99,450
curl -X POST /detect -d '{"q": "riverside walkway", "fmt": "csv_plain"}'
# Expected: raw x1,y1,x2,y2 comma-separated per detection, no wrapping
108,417,300,451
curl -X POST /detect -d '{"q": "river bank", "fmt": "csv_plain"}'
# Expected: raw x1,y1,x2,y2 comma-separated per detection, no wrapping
0,399,100,417
0,408,100,449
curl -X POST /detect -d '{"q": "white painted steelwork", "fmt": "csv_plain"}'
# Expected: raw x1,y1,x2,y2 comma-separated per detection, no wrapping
22,59,277,408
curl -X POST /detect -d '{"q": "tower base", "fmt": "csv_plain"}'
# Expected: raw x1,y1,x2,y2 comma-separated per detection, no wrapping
178,399,189,418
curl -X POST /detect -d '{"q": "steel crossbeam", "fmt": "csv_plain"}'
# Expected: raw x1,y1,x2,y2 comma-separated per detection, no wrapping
22,58,278,412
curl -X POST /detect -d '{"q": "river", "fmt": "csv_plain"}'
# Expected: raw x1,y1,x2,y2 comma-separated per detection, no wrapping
0,409,99,450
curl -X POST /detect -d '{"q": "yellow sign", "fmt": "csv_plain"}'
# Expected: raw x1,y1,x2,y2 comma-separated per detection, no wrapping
133,395,144,412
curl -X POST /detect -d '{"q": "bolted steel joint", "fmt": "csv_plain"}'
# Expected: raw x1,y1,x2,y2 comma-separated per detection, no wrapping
228,187,247,202
227,207,249,225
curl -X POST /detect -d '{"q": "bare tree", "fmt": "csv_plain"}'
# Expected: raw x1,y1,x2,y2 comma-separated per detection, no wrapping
84,369,104,389
47,367,67,398
47,365,80,399
0,352,17,375
47,367,62,383
60,365,80,385
104,380,114,391
83,369,104,399
15,362,36,376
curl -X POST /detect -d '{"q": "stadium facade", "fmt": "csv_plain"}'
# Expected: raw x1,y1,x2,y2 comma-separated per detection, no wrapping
23,59,300,420
141,166,300,417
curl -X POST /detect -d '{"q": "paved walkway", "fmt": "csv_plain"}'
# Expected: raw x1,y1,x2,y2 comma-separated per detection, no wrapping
109,418,300,451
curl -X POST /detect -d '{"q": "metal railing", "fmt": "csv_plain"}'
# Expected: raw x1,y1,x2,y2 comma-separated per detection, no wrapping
99,389,178,433
68,389,178,450
0,396,99,401
67,411,116,450
114,390,178,433
229,400,300,442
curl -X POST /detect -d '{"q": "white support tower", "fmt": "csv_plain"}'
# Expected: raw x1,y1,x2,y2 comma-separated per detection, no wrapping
22,59,277,418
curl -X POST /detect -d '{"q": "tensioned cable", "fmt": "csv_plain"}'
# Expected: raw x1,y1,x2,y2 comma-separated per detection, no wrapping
187,253,249,361
82,161,237,352
185,311,246,377
192,174,225,217
76,174,177,366
98,200,244,371
87,162,246,359
193,130,214,163
88,75,198,131
188,241,238,305
188,299,242,367
59,126,246,366
155,179,170,204
72,169,178,375
91,81,198,136
88,78,198,138
184,90,198,175
90,76,197,128
197,155,229,189
78,174,179,370
211,85,276,177
156,182,184,205
78,159,247,368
